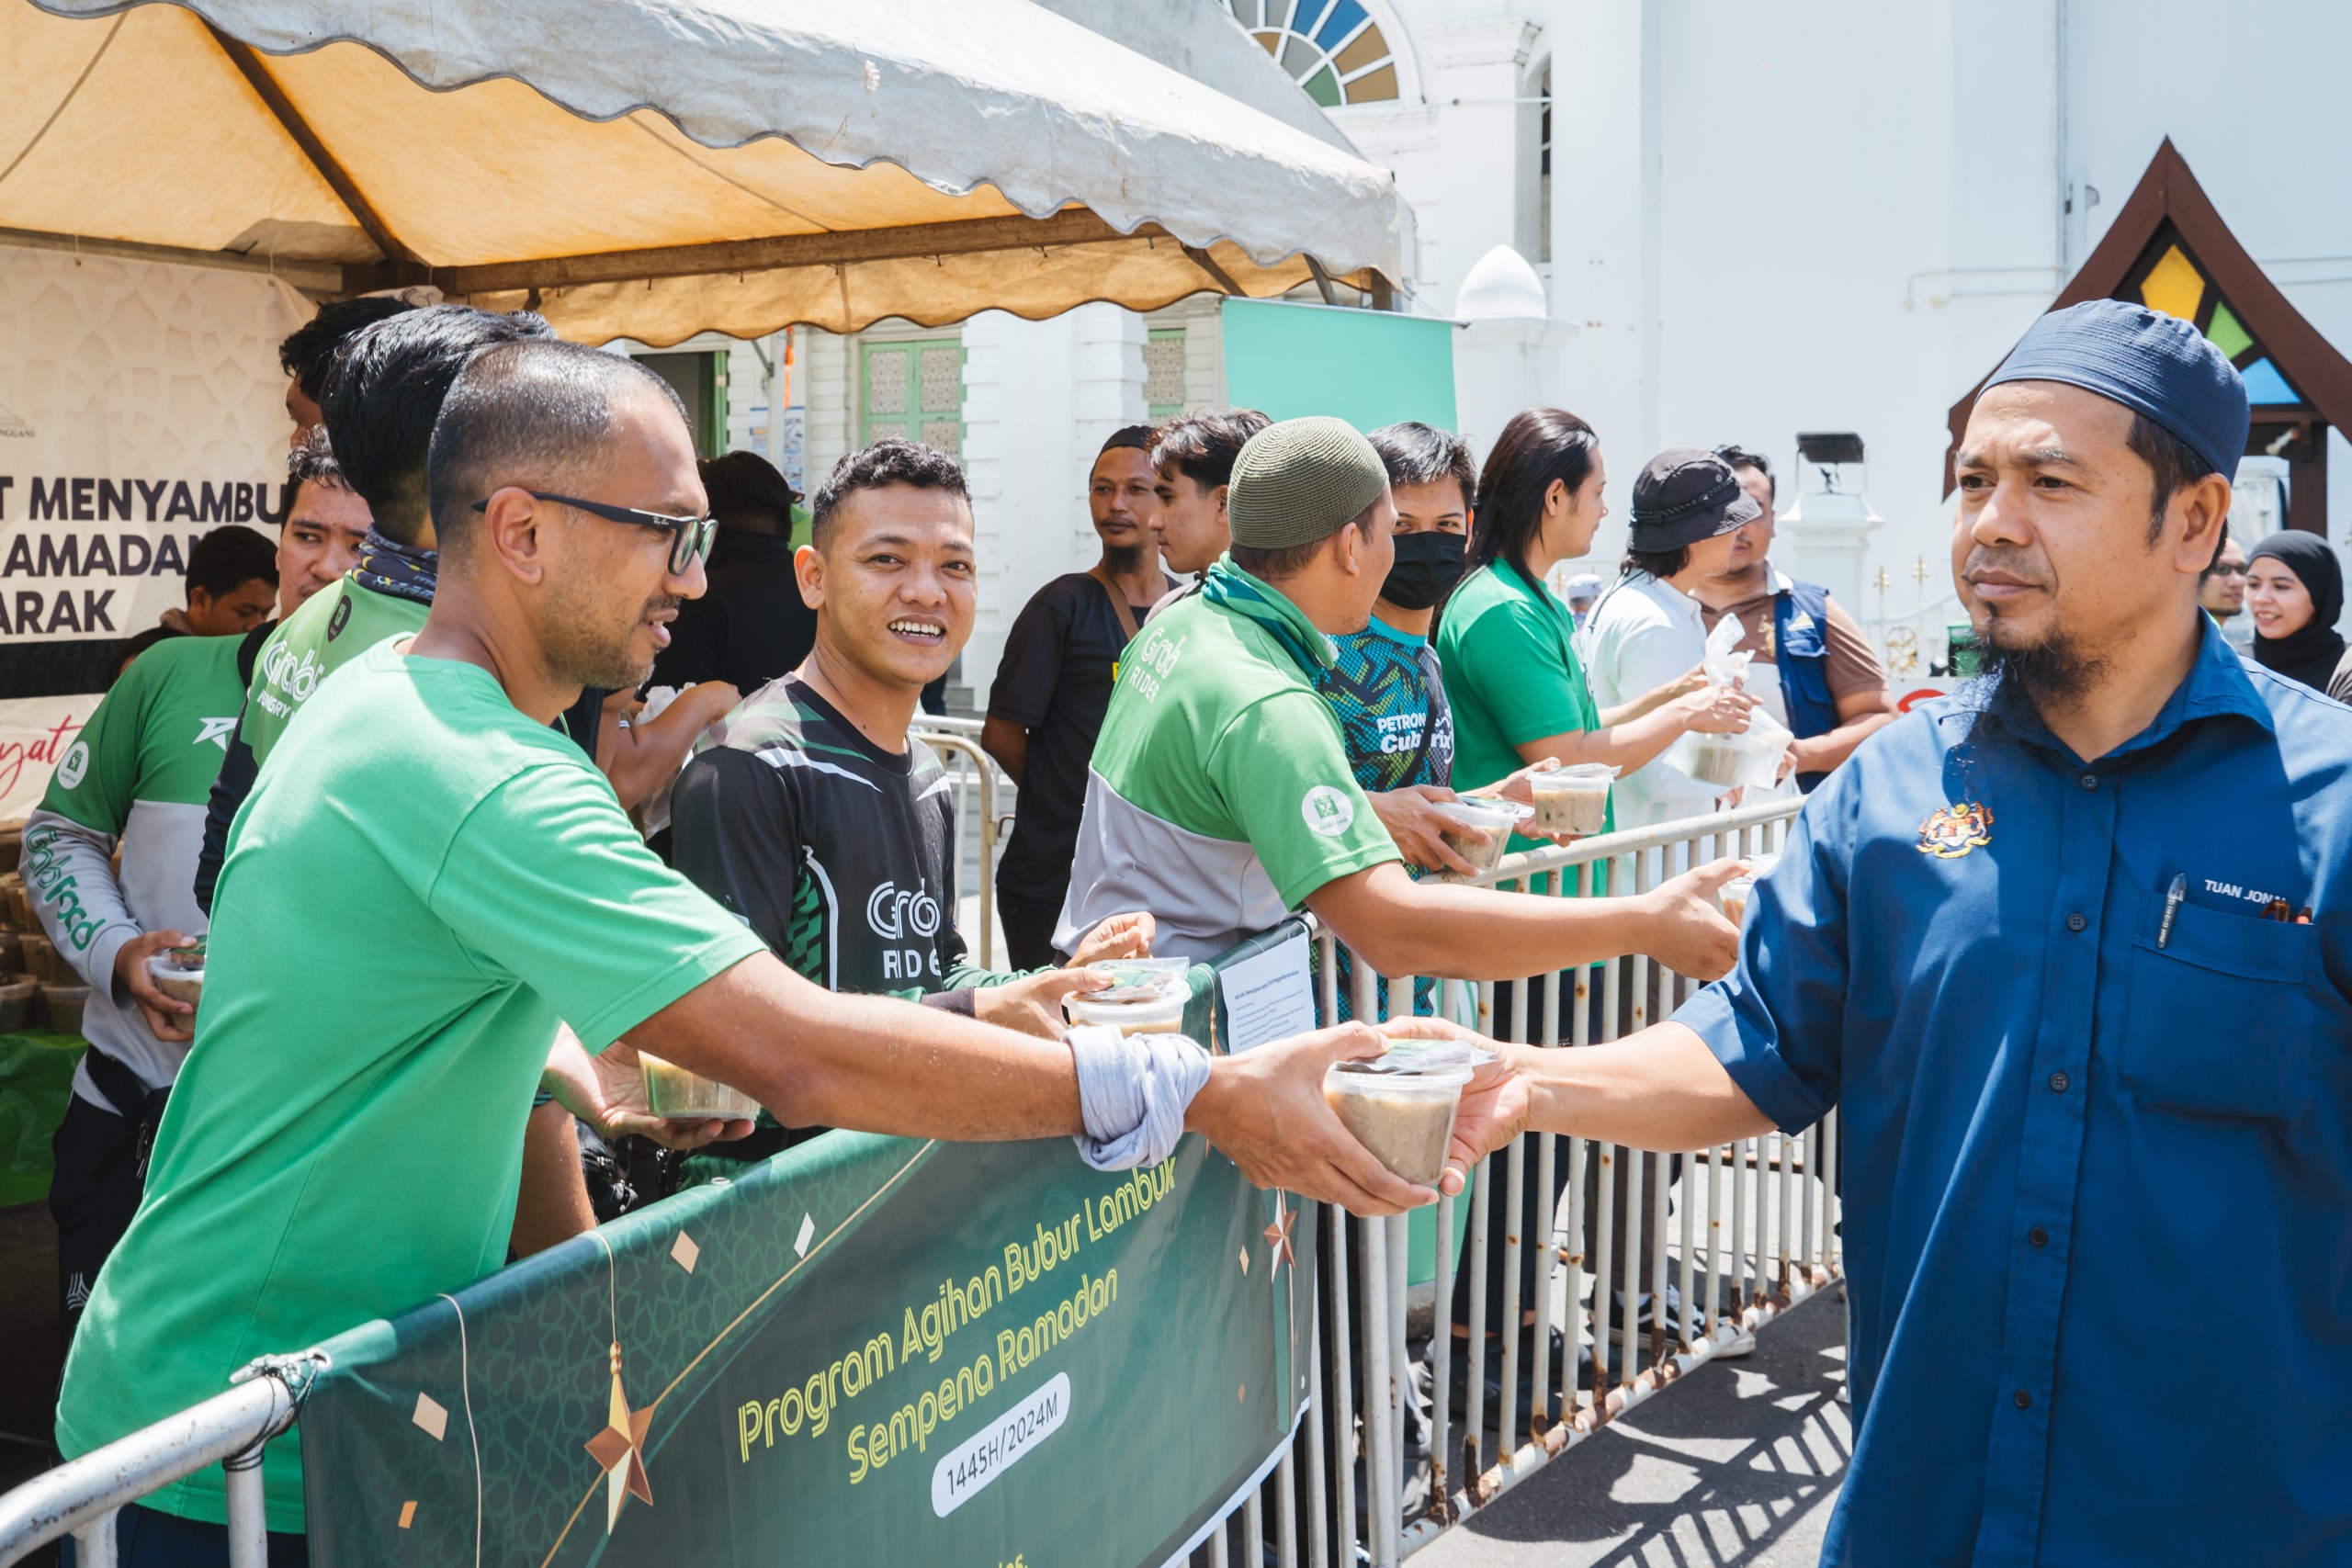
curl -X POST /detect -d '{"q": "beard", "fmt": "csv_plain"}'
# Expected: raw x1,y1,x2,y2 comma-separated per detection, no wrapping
1977,615,2109,707
542,570,678,691
1102,541,1148,576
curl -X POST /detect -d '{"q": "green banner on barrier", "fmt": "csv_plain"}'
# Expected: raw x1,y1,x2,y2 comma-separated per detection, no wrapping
300,1126,1317,1566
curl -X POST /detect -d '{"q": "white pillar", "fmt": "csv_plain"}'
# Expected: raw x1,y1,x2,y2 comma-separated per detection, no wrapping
962,304,1148,702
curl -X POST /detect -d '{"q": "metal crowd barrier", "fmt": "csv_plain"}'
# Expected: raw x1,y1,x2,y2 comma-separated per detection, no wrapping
0,1354,320,1568
910,715,1007,970
1191,795,1833,1567
0,796,1824,1568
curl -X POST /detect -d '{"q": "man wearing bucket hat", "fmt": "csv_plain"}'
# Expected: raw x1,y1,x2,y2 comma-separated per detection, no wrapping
1057,415,1743,983
1446,299,2352,1563
1580,448,1773,828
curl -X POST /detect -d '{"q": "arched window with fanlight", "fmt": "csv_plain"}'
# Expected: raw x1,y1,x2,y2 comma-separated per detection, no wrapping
1221,0,1402,107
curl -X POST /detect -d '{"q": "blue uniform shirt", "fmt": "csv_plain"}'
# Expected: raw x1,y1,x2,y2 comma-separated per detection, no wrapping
1679,618,2352,1564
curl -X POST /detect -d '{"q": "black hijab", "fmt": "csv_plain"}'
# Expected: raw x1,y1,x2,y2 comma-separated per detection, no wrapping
2247,530,2346,692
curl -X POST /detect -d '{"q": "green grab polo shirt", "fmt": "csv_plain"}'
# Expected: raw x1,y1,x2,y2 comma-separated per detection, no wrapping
1436,559,1613,857
239,576,428,768
1056,567,1401,961
53,639,767,1530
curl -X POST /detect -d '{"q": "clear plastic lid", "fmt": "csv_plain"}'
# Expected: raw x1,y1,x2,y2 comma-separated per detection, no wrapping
1530,762,1620,784
1329,1039,1499,1079
1082,957,1190,1004
1429,797,1533,829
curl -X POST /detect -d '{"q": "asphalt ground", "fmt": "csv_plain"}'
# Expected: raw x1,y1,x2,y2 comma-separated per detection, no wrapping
1413,1290,1849,1568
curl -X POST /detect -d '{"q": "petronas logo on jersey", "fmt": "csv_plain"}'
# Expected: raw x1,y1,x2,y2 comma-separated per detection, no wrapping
195,716,237,750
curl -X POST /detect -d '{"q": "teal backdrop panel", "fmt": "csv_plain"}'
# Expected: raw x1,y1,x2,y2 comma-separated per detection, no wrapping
1220,299,1457,431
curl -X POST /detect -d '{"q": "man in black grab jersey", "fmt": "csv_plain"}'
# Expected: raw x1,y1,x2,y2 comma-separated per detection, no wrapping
670,440,1153,1049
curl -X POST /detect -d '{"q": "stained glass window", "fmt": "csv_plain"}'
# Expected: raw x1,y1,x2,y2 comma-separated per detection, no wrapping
1223,0,1400,105
2120,228,2304,407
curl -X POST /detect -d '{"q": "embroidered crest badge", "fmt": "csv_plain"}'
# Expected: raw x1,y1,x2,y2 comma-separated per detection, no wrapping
1917,803,1993,858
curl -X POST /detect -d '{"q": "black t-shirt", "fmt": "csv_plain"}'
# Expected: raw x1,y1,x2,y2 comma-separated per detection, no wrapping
650,528,815,694
668,676,981,998
987,571,1160,901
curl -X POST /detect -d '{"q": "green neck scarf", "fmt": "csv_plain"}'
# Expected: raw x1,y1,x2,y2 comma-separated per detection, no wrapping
1200,556,1336,681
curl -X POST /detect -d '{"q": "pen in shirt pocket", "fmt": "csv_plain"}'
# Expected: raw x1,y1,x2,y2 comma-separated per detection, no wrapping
2158,873,2186,949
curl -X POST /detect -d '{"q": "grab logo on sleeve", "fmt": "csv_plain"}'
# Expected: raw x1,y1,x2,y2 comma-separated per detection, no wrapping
1300,785,1355,838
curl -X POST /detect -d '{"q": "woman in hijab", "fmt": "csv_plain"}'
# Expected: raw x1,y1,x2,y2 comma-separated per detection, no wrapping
2245,530,2346,693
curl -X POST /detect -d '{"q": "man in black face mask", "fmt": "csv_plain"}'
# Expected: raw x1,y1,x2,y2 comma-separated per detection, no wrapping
1316,423,1498,887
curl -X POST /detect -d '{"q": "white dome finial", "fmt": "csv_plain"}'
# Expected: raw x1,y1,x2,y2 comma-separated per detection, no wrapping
1454,244,1548,321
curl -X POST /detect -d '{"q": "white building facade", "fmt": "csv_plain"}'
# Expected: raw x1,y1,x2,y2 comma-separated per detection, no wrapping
637,0,2352,703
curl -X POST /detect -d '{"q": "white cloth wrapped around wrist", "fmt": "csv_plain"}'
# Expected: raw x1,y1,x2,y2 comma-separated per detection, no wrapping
1067,1024,1211,1171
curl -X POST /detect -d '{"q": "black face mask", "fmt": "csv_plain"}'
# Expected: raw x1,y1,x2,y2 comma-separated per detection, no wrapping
1380,530,1468,612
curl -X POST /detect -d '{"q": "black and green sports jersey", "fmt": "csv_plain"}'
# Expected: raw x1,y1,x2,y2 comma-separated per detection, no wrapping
669,676,1011,1003
1315,616,1450,1022
1317,616,1453,795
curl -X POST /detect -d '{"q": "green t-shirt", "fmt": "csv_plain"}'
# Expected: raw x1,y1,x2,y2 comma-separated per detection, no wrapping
240,576,428,767
1057,559,1400,960
1436,558,1613,853
53,639,767,1530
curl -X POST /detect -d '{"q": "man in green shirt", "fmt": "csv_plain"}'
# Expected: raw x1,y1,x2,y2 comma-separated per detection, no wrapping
1057,416,1742,981
55,341,1433,1561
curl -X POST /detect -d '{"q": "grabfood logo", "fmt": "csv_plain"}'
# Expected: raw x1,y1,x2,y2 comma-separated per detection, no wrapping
261,642,322,703
1301,784,1354,838
867,879,944,983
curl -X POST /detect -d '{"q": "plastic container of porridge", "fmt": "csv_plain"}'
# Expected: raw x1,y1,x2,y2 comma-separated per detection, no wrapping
1427,798,1532,882
1064,963,1190,1036
1718,854,1780,925
639,1051,763,1121
1525,764,1617,836
41,982,89,1036
1323,1040,1498,1187
148,937,207,1008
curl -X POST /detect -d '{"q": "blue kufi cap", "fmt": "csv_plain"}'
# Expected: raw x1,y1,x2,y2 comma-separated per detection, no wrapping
1984,298,2249,481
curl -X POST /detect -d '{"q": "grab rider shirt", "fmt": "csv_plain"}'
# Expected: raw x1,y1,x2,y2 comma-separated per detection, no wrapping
25,634,246,1106
1056,558,1401,961
668,676,1010,1003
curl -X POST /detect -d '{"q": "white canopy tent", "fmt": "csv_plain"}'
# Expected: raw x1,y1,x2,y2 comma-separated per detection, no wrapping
0,0,1409,344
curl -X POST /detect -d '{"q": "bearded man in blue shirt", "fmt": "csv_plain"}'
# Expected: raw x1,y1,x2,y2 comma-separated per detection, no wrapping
1442,297,2352,1564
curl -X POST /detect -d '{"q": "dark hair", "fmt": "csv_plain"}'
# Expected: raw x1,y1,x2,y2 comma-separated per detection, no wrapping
810,439,970,547
322,305,556,545
186,525,278,602
1621,546,1689,581
425,340,685,557
285,424,349,496
1471,409,1600,580
1152,408,1270,492
2127,412,2217,547
278,297,419,403
1369,422,1477,511
698,450,797,536
1713,444,1775,501
1099,425,1156,458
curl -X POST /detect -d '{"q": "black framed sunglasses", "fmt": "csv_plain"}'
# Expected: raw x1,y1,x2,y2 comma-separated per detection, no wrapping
471,491,716,574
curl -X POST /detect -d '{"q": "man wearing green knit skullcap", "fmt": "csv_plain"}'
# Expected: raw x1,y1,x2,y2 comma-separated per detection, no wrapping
1056,415,1743,988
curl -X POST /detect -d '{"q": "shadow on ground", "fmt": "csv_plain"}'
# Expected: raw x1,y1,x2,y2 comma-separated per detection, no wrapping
1416,1291,1850,1568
